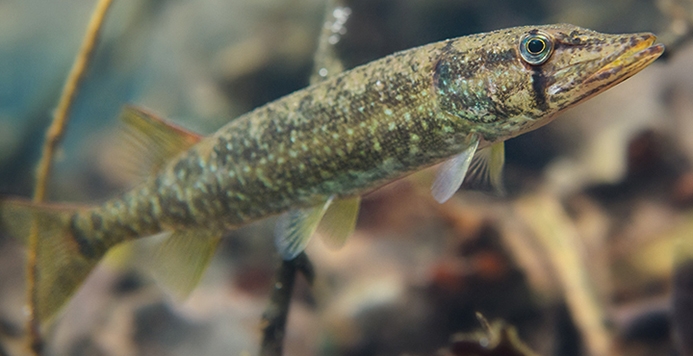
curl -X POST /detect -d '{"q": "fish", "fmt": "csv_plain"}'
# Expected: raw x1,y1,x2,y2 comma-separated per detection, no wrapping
0,24,664,322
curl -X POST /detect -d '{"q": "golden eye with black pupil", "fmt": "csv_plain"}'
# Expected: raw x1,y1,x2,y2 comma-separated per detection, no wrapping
527,39,545,54
520,32,553,65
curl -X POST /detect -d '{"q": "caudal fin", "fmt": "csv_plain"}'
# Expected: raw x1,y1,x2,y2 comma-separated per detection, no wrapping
0,198,102,322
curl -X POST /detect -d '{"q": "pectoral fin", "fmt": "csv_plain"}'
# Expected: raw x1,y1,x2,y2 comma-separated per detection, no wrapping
431,134,480,203
464,141,505,194
317,196,360,250
143,229,221,299
275,198,334,260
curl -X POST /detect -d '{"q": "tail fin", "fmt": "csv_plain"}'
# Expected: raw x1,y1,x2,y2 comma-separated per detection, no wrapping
0,198,102,322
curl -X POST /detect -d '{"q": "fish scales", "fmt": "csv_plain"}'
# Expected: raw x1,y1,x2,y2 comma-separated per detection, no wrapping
0,24,664,321
83,31,509,239
75,24,663,249
79,39,472,239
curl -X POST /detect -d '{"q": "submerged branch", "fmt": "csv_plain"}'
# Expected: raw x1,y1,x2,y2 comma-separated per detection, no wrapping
259,1,349,354
310,0,350,84
26,0,114,353
260,253,314,356
514,194,614,356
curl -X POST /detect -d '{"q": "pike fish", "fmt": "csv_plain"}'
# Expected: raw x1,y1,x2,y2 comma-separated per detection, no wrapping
0,24,664,321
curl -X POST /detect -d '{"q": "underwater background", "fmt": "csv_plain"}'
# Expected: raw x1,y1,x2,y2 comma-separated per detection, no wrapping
1,0,692,355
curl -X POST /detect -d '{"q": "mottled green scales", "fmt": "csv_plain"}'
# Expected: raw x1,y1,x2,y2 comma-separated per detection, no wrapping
0,24,664,321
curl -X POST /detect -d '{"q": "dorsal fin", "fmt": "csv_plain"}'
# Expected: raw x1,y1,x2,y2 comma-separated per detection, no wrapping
118,106,203,177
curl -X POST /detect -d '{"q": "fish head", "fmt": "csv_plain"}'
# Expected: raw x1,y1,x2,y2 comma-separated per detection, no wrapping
434,24,664,142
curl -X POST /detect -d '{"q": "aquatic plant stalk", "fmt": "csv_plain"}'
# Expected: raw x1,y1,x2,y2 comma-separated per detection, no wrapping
26,0,114,353
515,194,613,356
260,253,314,356
260,1,348,353
310,0,349,83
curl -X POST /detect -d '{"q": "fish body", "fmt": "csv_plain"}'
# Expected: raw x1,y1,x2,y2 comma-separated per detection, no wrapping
0,24,664,321
87,24,661,236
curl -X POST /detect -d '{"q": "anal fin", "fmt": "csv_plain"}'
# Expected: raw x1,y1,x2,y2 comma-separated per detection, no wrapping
141,229,221,299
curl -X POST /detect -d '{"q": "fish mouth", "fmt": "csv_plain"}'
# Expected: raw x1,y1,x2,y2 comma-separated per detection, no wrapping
584,34,664,86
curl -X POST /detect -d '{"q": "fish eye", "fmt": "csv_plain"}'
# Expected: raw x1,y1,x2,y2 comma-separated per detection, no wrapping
520,32,553,65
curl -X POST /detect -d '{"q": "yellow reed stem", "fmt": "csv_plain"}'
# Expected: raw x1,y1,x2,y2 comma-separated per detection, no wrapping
26,0,114,353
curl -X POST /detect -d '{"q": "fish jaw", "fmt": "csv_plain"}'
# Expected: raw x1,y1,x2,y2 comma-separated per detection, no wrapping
582,34,664,87
542,29,665,112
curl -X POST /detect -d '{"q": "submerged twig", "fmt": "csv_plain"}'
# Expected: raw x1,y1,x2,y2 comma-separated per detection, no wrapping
260,252,314,356
26,0,114,353
259,1,350,354
32,0,114,202
514,194,614,356
310,0,350,84
443,313,539,356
